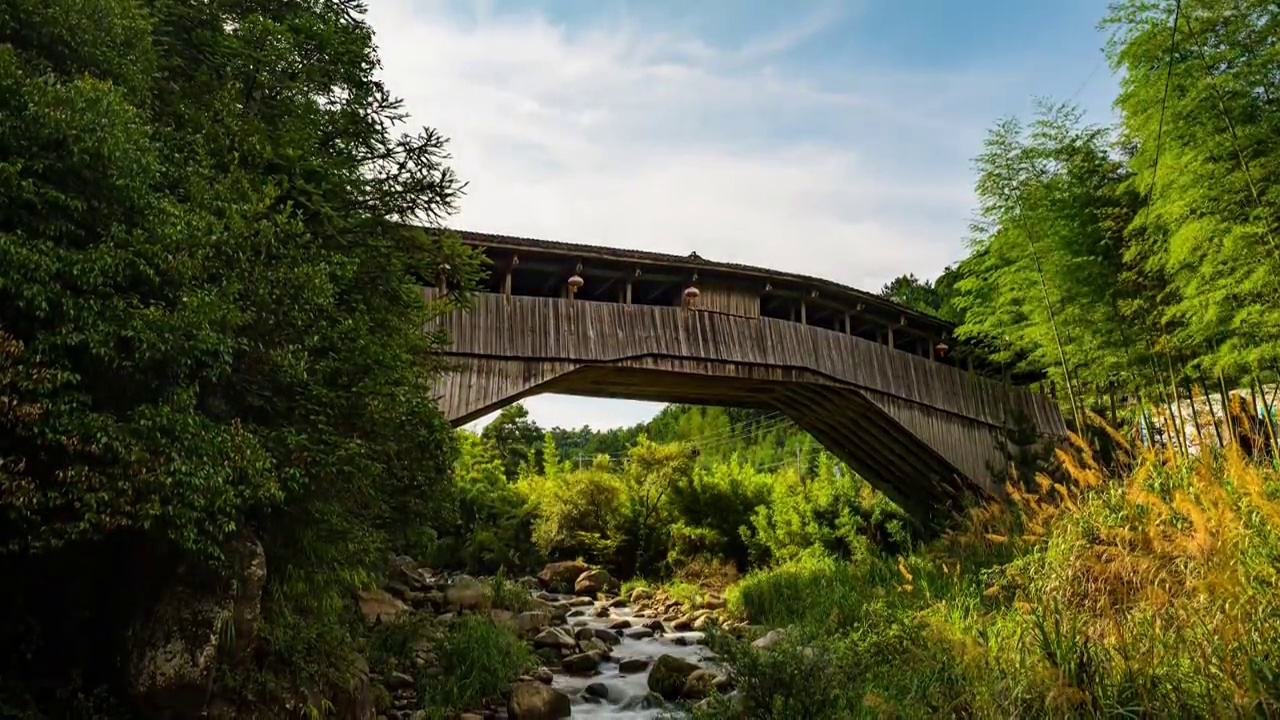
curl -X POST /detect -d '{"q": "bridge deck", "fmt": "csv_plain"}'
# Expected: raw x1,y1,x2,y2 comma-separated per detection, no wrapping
430,291,1067,527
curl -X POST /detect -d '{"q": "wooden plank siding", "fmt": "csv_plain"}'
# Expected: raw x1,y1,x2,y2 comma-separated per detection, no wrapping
684,282,761,319
428,290,1068,526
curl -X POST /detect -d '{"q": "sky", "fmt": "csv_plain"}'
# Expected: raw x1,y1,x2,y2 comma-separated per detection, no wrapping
364,0,1120,433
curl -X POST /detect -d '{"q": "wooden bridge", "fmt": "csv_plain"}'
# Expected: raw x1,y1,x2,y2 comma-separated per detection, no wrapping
428,231,1067,526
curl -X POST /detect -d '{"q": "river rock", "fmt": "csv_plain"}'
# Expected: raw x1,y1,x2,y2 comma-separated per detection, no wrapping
580,637,612,657
386,670,415,690
670,615,694,632
584,682,612,700
630,587,655,603
508,680,572,720
592,628,621,646
537,561,590,592
534,667,555,684
516,611,550,635
647,654,702,700
642,619,665,633
445,575,485,611
608,618,632,630
533,627,577,650
683,669,719,699
693,614,719,631
561,651,603,674
625,628,655,640
574,568,612,596
618,657,650,673
357,588,410,625
752,628,787,649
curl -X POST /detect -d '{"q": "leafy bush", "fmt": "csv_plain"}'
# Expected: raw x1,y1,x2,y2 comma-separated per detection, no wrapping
418,616,536,717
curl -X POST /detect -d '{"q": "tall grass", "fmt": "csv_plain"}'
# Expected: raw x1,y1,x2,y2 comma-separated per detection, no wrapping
705,431,1280,718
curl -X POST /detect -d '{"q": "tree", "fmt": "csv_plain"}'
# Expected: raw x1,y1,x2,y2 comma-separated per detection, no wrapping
879,274,944,315
0,0,483,707
482,403,544,479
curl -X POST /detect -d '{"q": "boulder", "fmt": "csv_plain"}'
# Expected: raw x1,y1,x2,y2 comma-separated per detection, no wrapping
537,561,590,592
444,575,486,611
515,611,550,635
357,588,410,626
561,651,603,674
574,569,612,596
507,681,571,720
618,657,651,673
752,628,787,650
533,627,577,650
127,530,266,717
630,587,655,603
608,618,632,630
647,654,702,701
682,669,719,700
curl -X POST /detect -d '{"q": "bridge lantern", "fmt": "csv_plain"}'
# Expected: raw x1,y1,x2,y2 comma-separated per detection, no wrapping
567,274,584,296
683,285,700,308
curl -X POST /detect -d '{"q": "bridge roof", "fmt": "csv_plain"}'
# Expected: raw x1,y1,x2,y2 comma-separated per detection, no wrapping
452,229,957,337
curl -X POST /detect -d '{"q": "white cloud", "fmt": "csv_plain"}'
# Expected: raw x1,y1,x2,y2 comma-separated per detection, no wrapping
363,1,1089,430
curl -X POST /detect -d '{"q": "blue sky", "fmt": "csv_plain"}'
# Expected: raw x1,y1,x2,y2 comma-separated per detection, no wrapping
366,0,1120,432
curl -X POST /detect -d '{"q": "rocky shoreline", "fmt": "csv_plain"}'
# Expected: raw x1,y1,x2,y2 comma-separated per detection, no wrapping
366,557,767,719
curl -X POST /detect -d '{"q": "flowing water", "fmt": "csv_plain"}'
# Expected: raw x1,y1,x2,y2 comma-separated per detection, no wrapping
538,593,720,718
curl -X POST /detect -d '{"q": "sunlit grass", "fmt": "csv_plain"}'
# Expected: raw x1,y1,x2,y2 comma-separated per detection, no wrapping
704,425,1280,718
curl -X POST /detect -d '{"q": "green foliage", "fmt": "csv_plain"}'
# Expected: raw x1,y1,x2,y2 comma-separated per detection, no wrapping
427,433,541,575
418,616,536,718
700,447,1280,718
0,0,483,711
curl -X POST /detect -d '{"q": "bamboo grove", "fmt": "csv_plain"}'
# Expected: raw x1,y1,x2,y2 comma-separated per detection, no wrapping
882,0,1280,460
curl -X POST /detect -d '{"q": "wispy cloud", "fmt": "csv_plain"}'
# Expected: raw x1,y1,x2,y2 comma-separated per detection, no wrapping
364,0,1104,429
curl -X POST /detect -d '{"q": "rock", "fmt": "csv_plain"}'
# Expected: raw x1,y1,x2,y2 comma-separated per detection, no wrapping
630,587,655,603
507,680,572,720
606,596,629,608
516,611,550,635
584,682,612,701
565,596,594,607
358,588,410,626
591,606,610,618
533,627,577,650
519,576,542,590
533,667,555,684
692,614,719,631
607,618,632,630
386,671,415,691
127,530,265,716
579,637,612,657
574,569,612,596
643,619,665,633
445,575,486,611
537,561,590,592
591,628,621,646
752,628,787,650
561,651,603,674
459,714,484,720
573,627,596,642
703,594,726,610
647,654,702,701
618,657,650,673
670,616,694,632
682,669,719,700
625,628,655,640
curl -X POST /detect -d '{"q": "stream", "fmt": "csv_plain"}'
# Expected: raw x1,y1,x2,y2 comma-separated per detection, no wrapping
537,591,721,718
